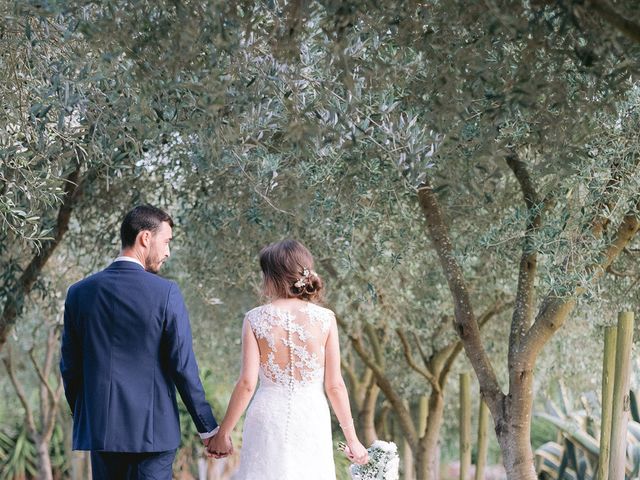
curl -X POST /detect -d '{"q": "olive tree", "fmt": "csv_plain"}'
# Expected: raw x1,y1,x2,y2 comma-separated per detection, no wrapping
4,2,640,479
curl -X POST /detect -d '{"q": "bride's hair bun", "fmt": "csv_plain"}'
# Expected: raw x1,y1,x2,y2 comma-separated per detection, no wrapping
290,269,323,300
259,240,324,302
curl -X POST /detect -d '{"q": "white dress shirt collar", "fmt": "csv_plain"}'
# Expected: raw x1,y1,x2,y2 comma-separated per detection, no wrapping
114,256,145,268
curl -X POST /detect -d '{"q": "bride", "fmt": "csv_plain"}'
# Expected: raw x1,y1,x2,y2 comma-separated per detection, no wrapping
207,239,369,479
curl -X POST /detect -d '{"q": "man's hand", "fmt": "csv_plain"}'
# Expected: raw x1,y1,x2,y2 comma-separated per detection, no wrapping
206,431,234,459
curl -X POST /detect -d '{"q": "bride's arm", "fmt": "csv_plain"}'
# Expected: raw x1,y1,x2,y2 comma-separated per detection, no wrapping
324,315,369,464
209,318,260,453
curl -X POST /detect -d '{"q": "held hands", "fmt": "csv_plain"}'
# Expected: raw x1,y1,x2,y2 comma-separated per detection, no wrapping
205,431,234,459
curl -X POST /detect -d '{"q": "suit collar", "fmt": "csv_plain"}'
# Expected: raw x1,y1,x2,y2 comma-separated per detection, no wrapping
114,256,144,268
108,260,146,271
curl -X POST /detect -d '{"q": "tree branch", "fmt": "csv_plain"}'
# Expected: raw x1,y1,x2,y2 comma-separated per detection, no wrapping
396,328,440,392
440,298,514,385
337,316,419,449
363,323,385,367
506,154,541,364
606,265,636,277
417,180,504,409
43,378,63,443
29,347,51,427
29,348,57,403
360,374,380,444
623,278,640,296
590,162,625,237
44,326,58,379
2,345,37,436
350,333,419,449
522,198,640,362
412,330,431,366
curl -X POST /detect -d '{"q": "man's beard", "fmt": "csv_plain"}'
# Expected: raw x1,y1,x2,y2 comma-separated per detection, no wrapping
146,264,160,274
144,252,162,274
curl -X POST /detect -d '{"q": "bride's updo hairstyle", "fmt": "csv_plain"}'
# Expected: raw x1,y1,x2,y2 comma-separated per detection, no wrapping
259,239,324,302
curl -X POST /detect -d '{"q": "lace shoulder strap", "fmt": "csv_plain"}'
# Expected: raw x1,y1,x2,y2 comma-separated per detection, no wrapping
306,303,333,334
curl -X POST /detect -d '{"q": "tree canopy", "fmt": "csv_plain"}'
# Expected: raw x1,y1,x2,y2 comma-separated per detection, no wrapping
2,1,639,479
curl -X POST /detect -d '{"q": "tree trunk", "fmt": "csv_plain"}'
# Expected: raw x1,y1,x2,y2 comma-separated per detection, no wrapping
36,439,53,480
361,381,380,445
376,404,391,441
496,426,536,480
402,399,416,480
493,370,537,480
414,391,445,480
404,436,416,480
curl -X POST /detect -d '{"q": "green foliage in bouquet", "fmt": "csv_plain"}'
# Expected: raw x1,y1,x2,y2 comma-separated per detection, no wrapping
348,441,399,480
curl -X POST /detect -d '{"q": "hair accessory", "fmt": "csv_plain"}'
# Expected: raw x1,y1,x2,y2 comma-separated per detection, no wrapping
294,268,316,289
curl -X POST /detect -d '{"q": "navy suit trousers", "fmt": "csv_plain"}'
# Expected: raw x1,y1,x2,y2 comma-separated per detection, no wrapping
90,450,176,480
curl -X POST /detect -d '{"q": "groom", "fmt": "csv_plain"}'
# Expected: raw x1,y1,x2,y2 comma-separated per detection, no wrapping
60,205,227,479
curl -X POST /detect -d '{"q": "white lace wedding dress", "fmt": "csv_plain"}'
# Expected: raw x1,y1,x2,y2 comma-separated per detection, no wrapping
233,302,337,480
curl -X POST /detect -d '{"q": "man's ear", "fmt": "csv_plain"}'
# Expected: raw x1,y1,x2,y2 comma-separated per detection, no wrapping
138,230,151,248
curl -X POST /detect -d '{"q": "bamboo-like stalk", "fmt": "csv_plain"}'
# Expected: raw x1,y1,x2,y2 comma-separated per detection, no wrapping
608,312,635,480
474,399,489,480
598,326,617,480
460,373,471,480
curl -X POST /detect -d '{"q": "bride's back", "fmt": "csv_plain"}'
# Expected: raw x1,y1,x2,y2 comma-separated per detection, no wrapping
246,301,333,387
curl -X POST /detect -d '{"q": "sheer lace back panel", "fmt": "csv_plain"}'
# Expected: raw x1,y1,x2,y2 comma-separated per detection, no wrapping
246,302,333,388
235,302,337,479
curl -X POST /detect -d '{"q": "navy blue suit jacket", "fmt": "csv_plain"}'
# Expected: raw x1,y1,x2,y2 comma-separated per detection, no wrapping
60,261,217,452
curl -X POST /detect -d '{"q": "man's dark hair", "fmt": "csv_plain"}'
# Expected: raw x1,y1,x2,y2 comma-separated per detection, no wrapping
120,205,174,248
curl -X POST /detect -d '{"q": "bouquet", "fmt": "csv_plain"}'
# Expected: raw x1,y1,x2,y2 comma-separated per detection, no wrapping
341,440,399,480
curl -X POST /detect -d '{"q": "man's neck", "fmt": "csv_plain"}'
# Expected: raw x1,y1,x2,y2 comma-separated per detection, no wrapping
116,250,145,268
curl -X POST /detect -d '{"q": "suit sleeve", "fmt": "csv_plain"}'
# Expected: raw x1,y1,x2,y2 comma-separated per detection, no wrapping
59,291,81,414
164,282,218,434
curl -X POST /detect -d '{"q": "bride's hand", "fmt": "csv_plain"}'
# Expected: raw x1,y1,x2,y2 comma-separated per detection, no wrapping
206,431,234,459
345,440,369,465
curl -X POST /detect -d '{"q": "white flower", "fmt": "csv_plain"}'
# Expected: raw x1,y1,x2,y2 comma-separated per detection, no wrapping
371,440,397,454
349,441,399,480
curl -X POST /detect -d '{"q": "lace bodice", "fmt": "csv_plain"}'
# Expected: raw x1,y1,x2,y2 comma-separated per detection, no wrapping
245,302,333,388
